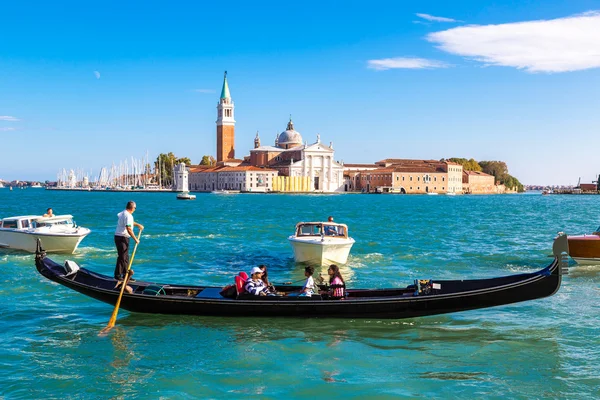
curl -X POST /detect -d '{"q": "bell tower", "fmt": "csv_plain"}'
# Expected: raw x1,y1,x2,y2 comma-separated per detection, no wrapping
216,71,235,162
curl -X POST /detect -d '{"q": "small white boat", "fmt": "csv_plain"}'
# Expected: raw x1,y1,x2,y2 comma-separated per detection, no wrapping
288,221,355,266
0,215,91,253
446,192,457,196
427,192,439,195
30,184,43,188
176,192,196,200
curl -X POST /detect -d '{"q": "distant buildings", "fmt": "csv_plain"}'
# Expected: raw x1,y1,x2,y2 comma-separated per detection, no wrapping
181,73,505,194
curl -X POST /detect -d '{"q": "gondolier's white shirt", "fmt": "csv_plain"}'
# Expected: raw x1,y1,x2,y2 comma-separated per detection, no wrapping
115,210,134,237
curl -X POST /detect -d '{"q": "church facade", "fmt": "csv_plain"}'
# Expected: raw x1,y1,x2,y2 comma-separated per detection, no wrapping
249,118,345,192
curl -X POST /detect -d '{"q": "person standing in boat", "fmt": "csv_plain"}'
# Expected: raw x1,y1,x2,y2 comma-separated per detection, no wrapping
114,201,143,284
43,208,54,217
245,266,270,296
324,216,338,236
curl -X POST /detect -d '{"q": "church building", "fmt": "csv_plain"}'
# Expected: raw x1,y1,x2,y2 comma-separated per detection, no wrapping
249,118,345,192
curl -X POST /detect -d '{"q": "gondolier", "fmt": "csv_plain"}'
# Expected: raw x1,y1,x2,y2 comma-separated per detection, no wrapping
114,201,143,283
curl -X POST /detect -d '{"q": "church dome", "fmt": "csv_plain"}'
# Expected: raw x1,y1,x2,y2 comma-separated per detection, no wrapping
277,118,303,149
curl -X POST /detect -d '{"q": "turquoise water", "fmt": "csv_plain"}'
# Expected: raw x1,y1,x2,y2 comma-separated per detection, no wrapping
1,190,599,398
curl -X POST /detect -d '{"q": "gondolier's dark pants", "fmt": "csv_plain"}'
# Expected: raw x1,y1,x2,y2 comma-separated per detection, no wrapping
114,235,130,281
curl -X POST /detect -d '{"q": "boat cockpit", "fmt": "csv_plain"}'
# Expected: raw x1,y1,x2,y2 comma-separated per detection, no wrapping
295,222,348,239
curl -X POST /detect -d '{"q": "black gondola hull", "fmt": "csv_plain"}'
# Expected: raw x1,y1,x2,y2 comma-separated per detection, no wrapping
34,235,569,319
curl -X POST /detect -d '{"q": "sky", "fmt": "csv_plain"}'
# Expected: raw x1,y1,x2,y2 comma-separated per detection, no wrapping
1,0,599,186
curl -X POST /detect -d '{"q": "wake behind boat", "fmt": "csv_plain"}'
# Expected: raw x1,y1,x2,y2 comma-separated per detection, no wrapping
0,215,90,253
34,235,568,319
288,221,355,266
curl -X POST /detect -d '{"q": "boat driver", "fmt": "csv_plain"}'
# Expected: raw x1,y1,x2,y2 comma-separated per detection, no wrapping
324,216,338,236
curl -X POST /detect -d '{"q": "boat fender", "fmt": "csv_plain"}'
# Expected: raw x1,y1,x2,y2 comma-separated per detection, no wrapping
64,260,80,276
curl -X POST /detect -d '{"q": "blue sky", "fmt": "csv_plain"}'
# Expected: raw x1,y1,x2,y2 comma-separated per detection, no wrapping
1,0,599,185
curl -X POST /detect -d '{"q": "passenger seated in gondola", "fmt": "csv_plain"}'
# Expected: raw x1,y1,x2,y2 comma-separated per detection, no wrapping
299,266,316,297
320,264,346,299
245,266,271,296
259,264,277,294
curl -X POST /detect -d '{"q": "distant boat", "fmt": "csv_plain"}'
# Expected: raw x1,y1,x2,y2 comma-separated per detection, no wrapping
30,184,43,188
427,192,439,196
211,189,239,194
0,183,5,189
446,192,457,196
176,192,196,200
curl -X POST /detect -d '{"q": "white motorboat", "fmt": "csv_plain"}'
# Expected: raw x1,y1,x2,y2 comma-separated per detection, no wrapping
176,192,196,200
0,215,91,253
288,221,355,266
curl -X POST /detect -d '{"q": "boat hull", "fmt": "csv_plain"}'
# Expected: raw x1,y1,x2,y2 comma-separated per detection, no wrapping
566,234,600,264
288,237,355,265
0,230,90,253
34,234,568,319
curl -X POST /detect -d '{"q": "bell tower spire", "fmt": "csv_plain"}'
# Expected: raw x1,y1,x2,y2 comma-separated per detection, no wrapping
216,71,235,162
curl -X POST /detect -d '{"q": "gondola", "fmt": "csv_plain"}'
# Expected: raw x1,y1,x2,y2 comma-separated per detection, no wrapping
34,235,569,319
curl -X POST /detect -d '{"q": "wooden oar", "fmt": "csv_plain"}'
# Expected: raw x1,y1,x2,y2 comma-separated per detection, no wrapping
99,229,143,335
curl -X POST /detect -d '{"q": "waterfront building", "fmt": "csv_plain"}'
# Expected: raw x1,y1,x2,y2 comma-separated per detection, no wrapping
188,165,277,192
344,159,464,194
462,171,496,194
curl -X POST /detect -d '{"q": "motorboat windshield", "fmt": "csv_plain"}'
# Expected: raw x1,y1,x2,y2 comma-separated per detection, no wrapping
295,222,348,238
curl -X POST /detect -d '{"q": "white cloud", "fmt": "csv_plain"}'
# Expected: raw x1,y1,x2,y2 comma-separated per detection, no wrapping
193,89,216,93
0,127,16,131
0,116,19,121
416,13,458,23
94,71,101,79
427,11,600,73
367,57,449,70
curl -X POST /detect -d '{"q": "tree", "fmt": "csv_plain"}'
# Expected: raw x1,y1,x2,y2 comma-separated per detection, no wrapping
448,158,482,172
200,155,216,166
479,161,508,183
176,157,192,166
154,152,191,186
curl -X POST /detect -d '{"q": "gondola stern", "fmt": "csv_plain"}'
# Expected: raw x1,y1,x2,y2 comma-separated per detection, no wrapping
552,233,569,276
34,238,47,271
